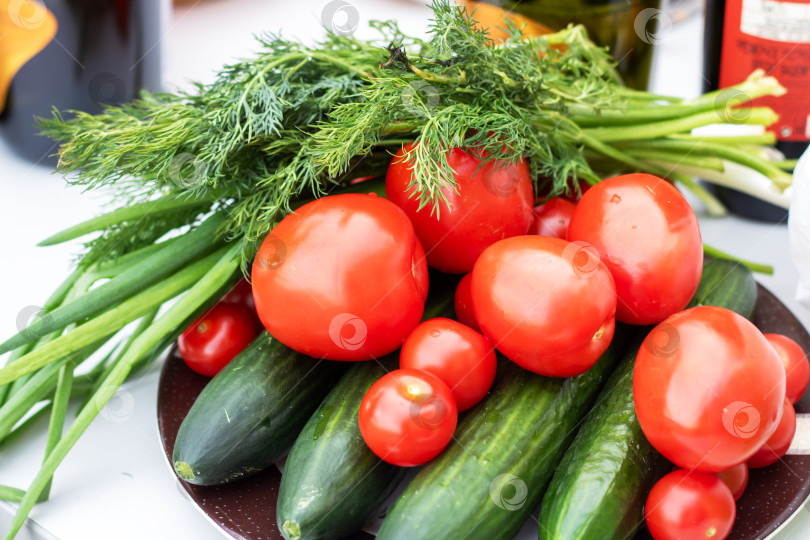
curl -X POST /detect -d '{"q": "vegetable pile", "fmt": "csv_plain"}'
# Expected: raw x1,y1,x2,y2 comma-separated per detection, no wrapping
0,2,805,539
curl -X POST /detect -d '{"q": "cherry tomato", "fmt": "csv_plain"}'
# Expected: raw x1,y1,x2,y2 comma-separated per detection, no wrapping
716,462,749,501
765,333,810,404
471,236,617,377
528,197,576,239
634,306,786,472
221,279,256,311
386,142,534,274
748,398,796,468
568,173,703,325
251,193,429,361
178,302,258,377
400,317,496,411
454,273,480,332
645,470,735,540
221,279,262,330
359,368,458,466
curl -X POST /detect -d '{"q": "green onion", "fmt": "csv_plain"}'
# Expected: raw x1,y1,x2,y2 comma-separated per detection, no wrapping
0,215,226,355
3,242,242,540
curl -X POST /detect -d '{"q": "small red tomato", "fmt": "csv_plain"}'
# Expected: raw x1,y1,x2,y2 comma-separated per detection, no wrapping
251,193,429,361
568,173,703,325
471,236,617,377
400,317,496,411
454,273,480,332
765,333,810,404
386,142,534,274
634,306,786,472
716,462,749,501
748,398,796,468
221,279,262,330
221,279,256,311
178,302,258,377
529,197,576,239
645,470,735,540
359,369,458,466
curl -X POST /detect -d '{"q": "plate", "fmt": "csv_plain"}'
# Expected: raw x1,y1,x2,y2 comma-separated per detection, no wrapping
158,285,810,540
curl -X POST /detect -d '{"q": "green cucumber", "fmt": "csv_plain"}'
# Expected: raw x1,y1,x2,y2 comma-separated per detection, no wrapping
277,355,403,540
686,256,758,318
537,258,757,540
376,326,636,540
277,279,457,540
173,332,343,485
537,339,667,540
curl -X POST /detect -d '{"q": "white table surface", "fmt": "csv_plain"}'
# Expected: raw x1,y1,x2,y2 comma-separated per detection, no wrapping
1,1,809,538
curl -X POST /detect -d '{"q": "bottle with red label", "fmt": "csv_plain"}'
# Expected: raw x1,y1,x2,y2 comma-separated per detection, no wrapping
704,0,810,220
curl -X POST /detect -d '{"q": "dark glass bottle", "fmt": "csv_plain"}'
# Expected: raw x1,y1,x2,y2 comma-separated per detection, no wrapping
704,0,809,221
0,0,163,165
474,0,661,90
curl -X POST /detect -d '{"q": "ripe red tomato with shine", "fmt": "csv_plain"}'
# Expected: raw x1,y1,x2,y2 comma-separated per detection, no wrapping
716,462,748,501
645,470,736,540
634,306,786,472
748,398,796,468
454,273,480,332
400,317,496,411
765,333,810,404
568,173,703,325
386,142,534,274
359,369,458,466
178,302,258,377
528,197,575,239
471,236,617,377
251,193,429,361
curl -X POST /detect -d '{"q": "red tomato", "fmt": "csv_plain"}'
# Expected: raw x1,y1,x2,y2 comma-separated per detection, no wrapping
454,273,480,332
221,279,262,331
471,236,617,377
748,398,796,468
568,173,703,325
251,193,429,361
765,333,810,404
358,368,458,466
177,302,258,377
716,462,749,501
634,306,786,472
645,470,735,540
221,279,256,311
528,197,576,239
400,317,496,411
386,142,534,274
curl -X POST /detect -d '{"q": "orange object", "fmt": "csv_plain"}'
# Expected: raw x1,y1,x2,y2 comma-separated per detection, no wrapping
0,0,58,114
457,1,553,41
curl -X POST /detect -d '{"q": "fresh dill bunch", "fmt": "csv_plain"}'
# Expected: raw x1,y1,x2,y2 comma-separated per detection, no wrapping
41,0,790,261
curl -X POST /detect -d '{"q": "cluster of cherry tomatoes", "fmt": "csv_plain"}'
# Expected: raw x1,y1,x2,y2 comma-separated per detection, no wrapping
176,142,809,540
